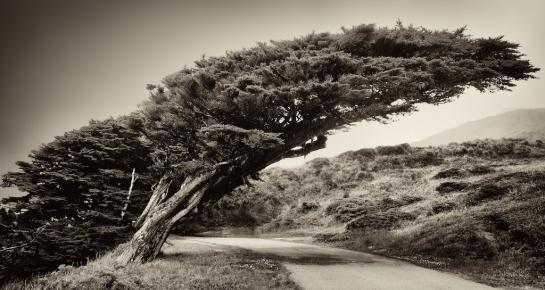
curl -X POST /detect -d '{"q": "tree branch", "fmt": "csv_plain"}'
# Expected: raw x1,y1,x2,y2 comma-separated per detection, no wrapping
121,168,137,221
282,135,327,158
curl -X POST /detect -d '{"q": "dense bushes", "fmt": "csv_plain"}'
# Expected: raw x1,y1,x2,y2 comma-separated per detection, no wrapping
376,144,411,155
325,196,419,225
431,201,456,214
434,168,463,179
436,181,469,194
185,140,545,235
467,184,508,205
441,139,545,159
346,210,416,230
468,165,495,175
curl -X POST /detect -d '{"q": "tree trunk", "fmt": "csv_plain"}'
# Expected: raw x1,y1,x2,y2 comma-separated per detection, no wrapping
115,171,219,265
115,137,323,265
133,174,173,228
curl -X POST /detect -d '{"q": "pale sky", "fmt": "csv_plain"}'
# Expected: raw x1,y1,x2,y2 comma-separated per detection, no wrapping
1,0,543,174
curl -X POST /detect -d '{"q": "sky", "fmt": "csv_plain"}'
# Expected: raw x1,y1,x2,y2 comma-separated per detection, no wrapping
0,0,544,177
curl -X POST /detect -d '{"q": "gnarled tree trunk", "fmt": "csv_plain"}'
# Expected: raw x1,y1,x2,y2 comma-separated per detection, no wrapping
115,170,220,264
115,134,326,265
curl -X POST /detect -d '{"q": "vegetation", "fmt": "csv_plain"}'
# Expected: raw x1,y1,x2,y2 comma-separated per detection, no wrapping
0,119,155,282
0,21,538,280
188,139,545,288
1,250,298,290
86,22,541,264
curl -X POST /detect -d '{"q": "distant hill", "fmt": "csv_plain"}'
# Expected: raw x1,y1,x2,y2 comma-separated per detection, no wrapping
414,108,545,146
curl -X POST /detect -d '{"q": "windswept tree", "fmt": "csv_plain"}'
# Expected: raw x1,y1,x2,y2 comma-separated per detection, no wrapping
114,23,538,264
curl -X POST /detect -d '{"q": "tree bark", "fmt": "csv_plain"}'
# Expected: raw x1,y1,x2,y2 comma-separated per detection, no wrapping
133,174,173,229
115,170,220,265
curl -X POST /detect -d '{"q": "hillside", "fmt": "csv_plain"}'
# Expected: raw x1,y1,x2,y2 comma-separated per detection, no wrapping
185,139,545,289
414,109,545,146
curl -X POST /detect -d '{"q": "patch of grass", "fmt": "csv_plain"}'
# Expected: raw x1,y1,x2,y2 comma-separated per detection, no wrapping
2,250,300,290
467,165,495,175
346,210,416,231
466,184,508,205
433,168,464,179
430,201,456,214
435,181,469,194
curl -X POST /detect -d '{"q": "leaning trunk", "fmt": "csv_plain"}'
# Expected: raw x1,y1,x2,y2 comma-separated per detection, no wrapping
115,170,220,265
133,174,173,228
115,204,177,263
116,138,316,265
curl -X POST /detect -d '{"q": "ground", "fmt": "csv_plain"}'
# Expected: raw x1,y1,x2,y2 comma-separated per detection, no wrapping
187,139,545,289
4,235,502,290
1,241,299,290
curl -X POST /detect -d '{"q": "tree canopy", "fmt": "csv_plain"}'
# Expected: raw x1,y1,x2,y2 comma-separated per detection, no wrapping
131,23,537,186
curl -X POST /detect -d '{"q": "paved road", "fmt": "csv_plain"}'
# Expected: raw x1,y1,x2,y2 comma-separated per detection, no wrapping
163,236,496,290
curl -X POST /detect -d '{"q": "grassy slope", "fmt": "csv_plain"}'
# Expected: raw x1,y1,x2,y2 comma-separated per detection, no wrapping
2,248,299,290
198,139,545,289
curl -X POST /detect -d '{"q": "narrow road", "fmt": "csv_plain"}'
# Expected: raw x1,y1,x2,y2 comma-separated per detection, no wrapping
163,236,496,290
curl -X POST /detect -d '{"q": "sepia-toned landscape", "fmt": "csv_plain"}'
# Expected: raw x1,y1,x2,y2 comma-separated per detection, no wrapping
1,1,544,289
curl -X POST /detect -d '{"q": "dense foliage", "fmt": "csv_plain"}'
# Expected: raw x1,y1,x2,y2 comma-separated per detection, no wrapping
133,23,538,183
0,119,155,281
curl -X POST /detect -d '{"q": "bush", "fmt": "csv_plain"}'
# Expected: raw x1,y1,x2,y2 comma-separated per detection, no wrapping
431,201,456,214
403,150,443,167
399,195,423,205
410,222,497,259
325,198,372,222
436,181,469,194
468,165,495,175
298,201,320,213
346,210,416,231
467,184,508,205
351,148,377,159
307,158,331,175
376,144,411,155
434,168,463,179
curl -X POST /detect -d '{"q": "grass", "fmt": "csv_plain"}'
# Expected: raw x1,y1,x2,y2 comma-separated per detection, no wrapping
1,249,300,290
309,162,545,288
202,139,545,289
